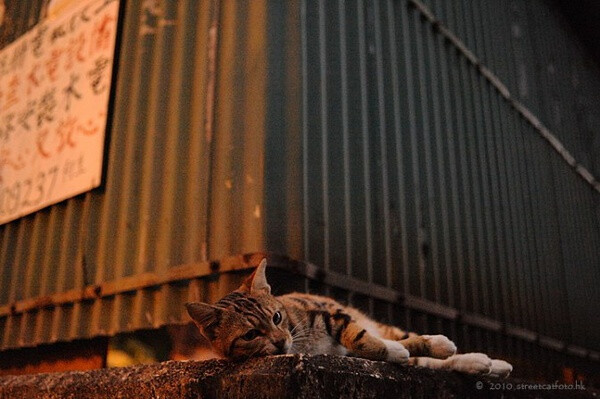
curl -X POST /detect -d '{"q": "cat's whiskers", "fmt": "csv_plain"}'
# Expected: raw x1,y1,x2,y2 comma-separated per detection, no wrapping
290,337,309,350
290,323,311,352
291,334,309,343
289,319,305,335
292,331,310,343
291,325,309,342
289,314,309,337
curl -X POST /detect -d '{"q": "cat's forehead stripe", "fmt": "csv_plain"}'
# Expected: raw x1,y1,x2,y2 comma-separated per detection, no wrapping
216,293,271,322
220,301,262,325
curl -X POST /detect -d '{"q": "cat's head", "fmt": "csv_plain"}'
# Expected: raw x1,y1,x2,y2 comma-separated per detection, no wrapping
186,259,292,359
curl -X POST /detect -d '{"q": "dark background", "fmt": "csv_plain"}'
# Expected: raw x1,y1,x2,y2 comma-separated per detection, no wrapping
555,0,600,67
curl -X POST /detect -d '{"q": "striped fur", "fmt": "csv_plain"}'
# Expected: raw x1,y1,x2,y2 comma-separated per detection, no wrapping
186,260,512,377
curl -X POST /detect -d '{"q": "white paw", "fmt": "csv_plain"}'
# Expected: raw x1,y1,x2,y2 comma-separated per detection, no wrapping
449,353,492,375
384,339,410,364
489,359,513,378
423,335,457,359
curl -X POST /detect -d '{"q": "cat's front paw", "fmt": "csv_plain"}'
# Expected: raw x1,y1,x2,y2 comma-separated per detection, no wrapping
448,353,492,375
422,335,457,359
489,359,513,378
384,339,410,364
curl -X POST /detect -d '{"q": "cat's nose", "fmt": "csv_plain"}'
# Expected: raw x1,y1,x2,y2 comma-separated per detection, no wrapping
274,339,286,354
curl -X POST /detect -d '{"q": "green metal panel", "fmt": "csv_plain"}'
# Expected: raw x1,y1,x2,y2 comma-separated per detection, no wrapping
298,0,600,370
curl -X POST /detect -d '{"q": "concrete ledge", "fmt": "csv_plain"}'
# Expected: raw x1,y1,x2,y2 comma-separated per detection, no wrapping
0,354,596,398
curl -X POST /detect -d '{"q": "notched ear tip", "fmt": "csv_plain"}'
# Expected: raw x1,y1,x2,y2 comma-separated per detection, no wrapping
258,258,268,269
250,259,271,295
256,258,271,277
239,258,270,293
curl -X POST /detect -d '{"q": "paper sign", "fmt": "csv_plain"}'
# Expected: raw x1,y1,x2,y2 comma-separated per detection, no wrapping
0,0,119,225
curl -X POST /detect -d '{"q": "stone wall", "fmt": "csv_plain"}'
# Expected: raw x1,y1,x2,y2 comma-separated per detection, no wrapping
0,355,595,399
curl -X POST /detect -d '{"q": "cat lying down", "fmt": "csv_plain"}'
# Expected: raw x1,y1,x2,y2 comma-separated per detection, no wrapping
186,259,512,378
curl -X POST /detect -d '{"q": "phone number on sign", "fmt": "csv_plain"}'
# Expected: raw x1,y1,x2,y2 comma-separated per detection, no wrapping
0,166,60,218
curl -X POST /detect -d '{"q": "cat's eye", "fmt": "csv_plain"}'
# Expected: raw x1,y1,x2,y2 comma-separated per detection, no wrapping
242,329,259,341
272,311,282,325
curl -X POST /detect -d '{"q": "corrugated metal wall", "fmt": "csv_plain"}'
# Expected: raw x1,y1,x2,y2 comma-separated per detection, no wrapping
299,0,600,329
1,0,599,380
293,0,600,380
296,0,600,379
422,0,600,177
0,0,303,349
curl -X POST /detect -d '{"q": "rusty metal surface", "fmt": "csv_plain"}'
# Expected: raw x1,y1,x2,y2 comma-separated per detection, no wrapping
0,0,303,350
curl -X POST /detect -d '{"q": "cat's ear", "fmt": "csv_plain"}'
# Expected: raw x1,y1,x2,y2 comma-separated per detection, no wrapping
239,258,271,295
185,302,223,340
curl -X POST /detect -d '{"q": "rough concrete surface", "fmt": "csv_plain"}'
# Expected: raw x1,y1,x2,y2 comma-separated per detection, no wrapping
0,354,597,398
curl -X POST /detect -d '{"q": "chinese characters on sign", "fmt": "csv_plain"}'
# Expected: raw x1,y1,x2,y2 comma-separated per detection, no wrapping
0,0,119,224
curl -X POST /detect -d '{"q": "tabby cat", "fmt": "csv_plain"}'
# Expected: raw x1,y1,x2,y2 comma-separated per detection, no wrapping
186,259,512,377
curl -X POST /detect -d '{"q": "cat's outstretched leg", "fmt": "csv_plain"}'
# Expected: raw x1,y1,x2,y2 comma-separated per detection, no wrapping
337,320,410,364
489,359,513,378
375,323,456,359
409,353,513,378
398,335,457,359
